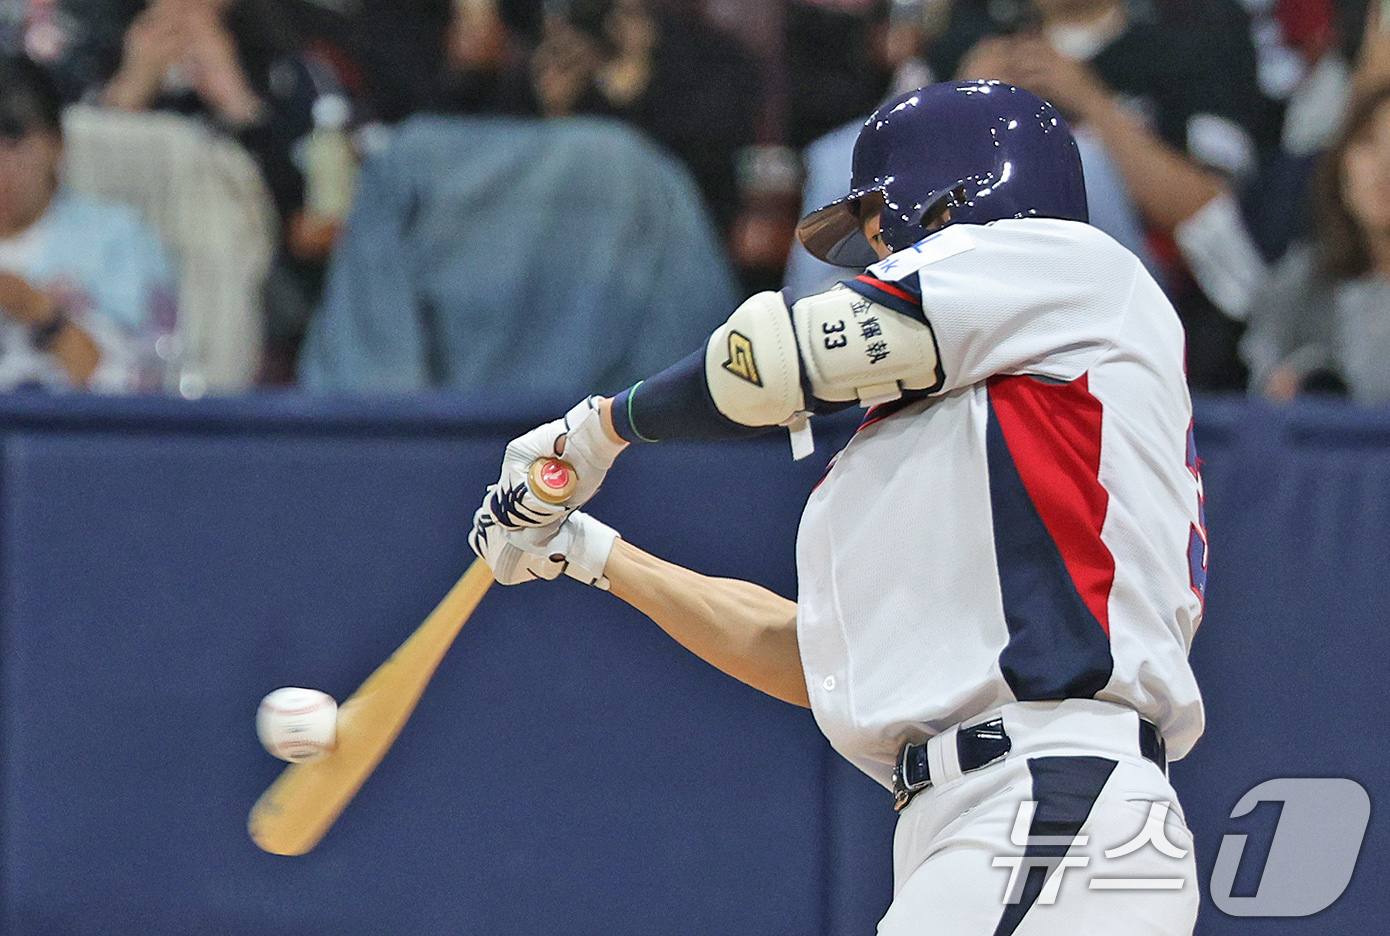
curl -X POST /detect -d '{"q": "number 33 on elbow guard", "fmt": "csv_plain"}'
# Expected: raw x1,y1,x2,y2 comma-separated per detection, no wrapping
700,288,948,432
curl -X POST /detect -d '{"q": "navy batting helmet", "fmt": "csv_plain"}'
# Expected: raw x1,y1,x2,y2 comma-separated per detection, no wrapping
797,81,1089,268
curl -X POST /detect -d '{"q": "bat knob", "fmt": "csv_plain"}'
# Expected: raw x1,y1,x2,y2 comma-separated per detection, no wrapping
528,457,577,505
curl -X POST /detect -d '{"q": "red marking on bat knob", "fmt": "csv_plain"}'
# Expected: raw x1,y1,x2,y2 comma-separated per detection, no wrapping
540,460,572,490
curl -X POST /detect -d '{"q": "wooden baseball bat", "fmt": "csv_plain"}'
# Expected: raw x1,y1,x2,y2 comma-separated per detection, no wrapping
248,457,576,856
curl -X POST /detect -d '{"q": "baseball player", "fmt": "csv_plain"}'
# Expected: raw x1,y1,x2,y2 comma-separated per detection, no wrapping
470,81,1205,935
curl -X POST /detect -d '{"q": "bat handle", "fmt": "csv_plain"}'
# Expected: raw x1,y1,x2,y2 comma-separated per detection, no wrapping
527,457,578,505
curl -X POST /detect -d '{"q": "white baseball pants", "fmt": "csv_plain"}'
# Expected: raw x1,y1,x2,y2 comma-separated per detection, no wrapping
878,701,1199,936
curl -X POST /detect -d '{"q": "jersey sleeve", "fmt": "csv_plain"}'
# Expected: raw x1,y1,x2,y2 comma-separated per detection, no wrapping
860,219,1141,393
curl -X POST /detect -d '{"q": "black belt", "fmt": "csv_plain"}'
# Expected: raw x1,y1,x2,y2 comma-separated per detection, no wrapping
891,717,1167,811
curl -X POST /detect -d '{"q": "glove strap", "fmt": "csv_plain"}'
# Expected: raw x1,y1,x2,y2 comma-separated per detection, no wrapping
554,514,619,590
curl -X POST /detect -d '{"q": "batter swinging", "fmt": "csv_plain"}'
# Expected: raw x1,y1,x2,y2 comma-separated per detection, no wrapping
469,81,1206,935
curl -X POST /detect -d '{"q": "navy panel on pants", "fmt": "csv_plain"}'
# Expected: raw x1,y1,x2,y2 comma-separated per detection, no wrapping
992,756,1118,936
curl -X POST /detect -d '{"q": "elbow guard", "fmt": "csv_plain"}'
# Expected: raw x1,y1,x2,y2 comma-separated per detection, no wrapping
791,285,943,405
704,291,807,427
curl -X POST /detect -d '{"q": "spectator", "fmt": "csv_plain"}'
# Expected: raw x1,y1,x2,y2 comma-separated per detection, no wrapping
97,0,325,214
4,0,123,100
416,0,542,119
880,0,954,95
942,0,1279,167
1162,0,1383,365
60,101,276,393
785,0,894,149
352,0,456,123
960,30,1220,237
0,55,176,392
1242,82,1390,403
1167,0,1359,329
298,117,738,396
92,0,372,383
950,0,1280,390
530,0,758,235
1232,0,1351,263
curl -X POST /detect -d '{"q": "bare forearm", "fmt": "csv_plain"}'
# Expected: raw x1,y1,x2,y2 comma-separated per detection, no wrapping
1356,1,1390,95
49,321,102,386
102,69,162,111
1081,95,1223,233
0,280,103,387
605,538,810,707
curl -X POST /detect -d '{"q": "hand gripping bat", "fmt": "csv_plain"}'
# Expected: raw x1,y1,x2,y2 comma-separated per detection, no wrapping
248,457,579,856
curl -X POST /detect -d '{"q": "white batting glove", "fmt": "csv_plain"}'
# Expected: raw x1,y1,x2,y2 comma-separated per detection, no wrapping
487,396,628,529
469,498,620,589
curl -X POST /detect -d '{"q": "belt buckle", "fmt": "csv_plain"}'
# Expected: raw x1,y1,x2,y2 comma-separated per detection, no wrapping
892,741,930,811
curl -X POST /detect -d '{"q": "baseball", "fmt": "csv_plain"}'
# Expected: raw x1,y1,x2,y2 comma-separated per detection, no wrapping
256,687,338,763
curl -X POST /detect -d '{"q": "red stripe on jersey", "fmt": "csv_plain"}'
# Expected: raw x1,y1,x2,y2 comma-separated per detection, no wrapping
988,374,1115,636
855,275,918,305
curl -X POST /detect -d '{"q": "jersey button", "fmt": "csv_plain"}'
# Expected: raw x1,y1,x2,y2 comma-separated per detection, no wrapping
823,675,836,691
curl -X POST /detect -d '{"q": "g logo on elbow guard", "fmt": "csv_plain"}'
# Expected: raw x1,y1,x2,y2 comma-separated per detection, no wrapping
705,291,805,427
723,331,763,386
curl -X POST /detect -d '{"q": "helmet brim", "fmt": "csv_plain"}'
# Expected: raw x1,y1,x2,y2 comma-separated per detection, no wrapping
796,188,884,269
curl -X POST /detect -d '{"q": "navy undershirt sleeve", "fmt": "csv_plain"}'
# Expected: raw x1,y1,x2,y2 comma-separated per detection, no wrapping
611,348,771,443
610,346,859,444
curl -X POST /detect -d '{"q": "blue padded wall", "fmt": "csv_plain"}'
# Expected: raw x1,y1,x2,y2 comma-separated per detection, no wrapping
0,394,1384,935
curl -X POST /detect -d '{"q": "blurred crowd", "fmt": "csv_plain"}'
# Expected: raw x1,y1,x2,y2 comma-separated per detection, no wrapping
2,0,1390,403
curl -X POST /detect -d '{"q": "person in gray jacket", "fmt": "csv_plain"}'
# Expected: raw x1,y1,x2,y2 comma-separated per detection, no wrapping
1243,83,1390,404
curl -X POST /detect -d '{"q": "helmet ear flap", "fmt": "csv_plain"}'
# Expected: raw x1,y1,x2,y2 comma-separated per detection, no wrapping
920,185,968,233
883,184,968,252
848,191,886,222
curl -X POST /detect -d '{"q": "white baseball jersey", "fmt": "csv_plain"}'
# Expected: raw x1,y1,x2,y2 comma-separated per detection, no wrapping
795,218,1207,790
